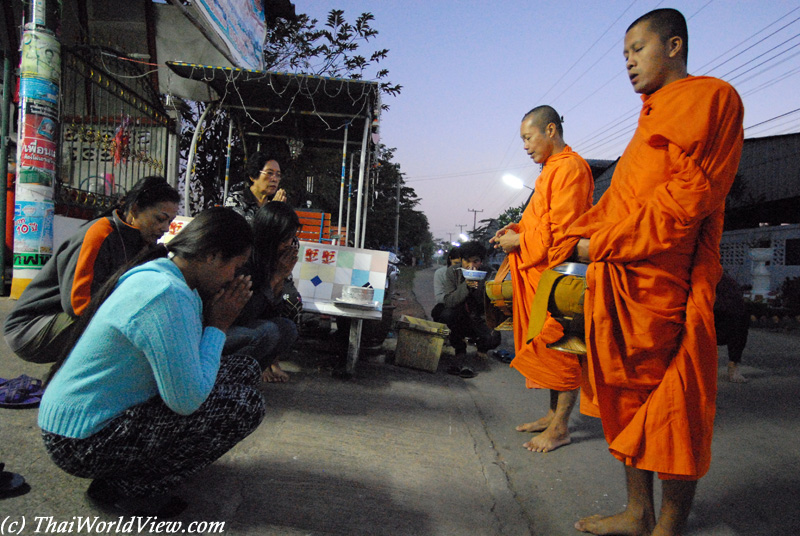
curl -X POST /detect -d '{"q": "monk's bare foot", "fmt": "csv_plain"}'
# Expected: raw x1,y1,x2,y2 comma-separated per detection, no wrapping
516,414,552,433
727,362,748,383
523,423,571,453
574,510,654,535
262,363,290,383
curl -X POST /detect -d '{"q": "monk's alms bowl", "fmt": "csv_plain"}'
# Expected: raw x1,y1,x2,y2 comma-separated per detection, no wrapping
546,262,588,355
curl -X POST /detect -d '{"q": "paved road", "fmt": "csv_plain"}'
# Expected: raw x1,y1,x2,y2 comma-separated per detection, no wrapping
1,268,798,535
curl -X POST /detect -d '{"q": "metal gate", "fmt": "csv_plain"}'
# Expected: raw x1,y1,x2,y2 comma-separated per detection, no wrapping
56,47,170,218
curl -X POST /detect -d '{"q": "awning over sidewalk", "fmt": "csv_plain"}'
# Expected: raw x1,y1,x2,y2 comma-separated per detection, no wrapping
165,61,379,149
166,61,381,247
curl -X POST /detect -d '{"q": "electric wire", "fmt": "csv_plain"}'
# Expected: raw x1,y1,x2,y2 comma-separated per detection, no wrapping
423,4,799,231
569,7,800,157
556,1,718,155
536,0,639,104
405,164,534,183
698,9,800,75
740,64,800,97
720,33,800,81
733,49,800,86
745,107,800,131
457,0,644,227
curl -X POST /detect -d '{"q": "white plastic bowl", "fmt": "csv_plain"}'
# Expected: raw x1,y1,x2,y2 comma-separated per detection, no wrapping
461,269,487,281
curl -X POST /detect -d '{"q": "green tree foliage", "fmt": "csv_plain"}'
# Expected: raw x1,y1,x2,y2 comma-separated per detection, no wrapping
179,8,410,226
496,202,527,228
263,10,402,104
467,201,528,249
470,218,498,249
357,147,431,260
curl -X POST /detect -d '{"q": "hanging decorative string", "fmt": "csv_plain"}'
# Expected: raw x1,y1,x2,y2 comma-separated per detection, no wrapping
166,62,379,134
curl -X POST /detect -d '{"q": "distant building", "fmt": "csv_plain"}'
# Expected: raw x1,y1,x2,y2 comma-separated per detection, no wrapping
591,160,618,205
725,133,800,230
586,159,616,185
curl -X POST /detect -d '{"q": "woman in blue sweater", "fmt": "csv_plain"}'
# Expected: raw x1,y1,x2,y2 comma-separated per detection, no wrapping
38,207,265,518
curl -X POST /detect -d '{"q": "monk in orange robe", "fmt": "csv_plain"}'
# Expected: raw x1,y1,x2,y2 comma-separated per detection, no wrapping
490,106,593,453
549,9,744,536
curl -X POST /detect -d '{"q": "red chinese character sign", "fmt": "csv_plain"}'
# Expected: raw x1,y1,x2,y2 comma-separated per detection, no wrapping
160,216,193,244
293,243,389,306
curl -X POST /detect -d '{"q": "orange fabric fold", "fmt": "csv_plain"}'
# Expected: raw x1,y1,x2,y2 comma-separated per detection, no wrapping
551,76,744,479
508,146,593,392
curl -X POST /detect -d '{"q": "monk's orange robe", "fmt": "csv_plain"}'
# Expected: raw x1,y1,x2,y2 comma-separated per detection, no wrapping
550,76,744,480
508,147,593,391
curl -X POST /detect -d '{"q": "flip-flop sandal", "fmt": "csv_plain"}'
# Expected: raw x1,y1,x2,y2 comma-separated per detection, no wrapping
459,367,476,379
0,375,43,394
446,365,462,376
492,349,515,363
0,375,44,408
0,463,26,497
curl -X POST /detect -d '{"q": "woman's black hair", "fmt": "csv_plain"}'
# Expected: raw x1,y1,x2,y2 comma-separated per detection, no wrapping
45,207,252,386
168,206,253,262
250,201,300,289
245,152,279,182
102,176,180,218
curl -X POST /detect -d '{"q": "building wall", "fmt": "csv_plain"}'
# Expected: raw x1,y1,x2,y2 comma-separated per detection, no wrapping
728,133,800,210
720,224,800,293
592,133,800,218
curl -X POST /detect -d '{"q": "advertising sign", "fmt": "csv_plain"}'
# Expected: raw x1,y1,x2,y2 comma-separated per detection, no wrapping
18,98,59,186
20,29,60,83
13,200,55,269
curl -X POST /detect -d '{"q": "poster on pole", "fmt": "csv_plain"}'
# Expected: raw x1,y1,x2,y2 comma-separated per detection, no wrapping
18,97,59,186
20,29,61,83
13,199,55,267
19,77,58,104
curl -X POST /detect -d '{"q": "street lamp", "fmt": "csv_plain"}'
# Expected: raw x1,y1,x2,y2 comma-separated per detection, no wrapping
459,233,469,242
503,173,534,191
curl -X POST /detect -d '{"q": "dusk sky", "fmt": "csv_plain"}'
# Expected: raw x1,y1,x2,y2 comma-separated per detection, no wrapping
298,1,800,242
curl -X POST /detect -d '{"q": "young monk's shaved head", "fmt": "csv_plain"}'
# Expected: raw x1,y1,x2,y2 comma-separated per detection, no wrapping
627,8,688,63
523,105,563,137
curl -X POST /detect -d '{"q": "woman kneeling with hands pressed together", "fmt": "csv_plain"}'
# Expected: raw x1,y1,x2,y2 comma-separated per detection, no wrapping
224,201,301,383
38,207,266,518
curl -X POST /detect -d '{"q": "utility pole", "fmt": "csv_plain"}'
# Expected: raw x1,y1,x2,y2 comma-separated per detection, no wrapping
468,208,483,232
1,53,11,294
456,224,468,234
394,169,400,255
11,0,62,298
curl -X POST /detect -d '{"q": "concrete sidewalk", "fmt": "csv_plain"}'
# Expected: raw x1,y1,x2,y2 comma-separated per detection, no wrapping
1,267,799,535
